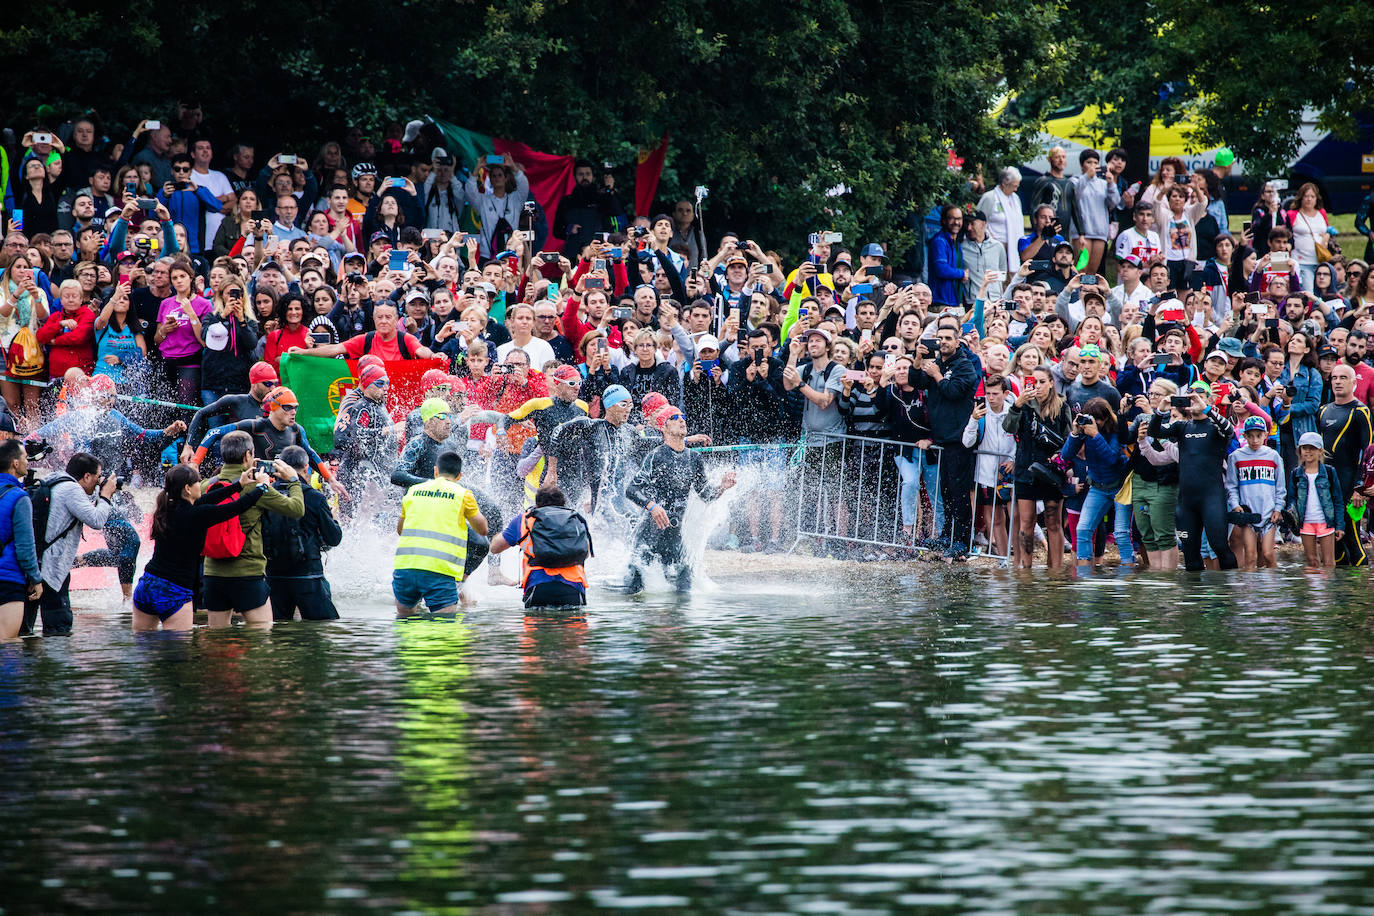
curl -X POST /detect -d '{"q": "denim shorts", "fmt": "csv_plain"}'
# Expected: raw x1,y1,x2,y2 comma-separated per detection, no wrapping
392,568,459,611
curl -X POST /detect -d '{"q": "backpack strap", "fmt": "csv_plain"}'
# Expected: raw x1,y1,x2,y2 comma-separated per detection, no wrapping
398,332,415,359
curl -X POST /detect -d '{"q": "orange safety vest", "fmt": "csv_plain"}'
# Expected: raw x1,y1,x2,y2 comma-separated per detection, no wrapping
520,511,587,589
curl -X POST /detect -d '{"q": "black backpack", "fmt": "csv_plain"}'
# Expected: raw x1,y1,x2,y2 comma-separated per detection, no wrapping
260,486,319,569
32,475,82,560
518,506,592,567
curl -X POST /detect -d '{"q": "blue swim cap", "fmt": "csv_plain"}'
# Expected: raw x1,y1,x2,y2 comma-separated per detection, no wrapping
602,385,631,409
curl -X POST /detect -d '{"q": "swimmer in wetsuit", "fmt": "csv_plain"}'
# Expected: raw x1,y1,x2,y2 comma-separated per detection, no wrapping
194,386,345,494
1148,381,1237,570
544,384,637,515
619,407,736,593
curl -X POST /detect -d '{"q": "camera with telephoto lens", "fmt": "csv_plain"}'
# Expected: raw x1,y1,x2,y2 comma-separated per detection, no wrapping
23,438,52,463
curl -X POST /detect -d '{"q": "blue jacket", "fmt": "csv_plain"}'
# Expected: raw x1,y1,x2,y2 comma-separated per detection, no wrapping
1060,429,1128,490
0,472,40,586
1288,462,1342,528
1278,363,1322,439
927,231,964,308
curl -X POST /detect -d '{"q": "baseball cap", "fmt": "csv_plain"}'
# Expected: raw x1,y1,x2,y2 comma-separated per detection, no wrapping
696,334,720,352
249,361,279,385
1188,380,1213,396
552,364,582,386
404,287,430,303
264,386,299,410
726,253,747,266
1120,255,1143,269
1318,346,1339,360
431,146,454,166
419,397,450,422
1298,431,1324,450
860,243,886,259
1054,240,1074,252
1243,416,1268,434
477,282,497,298
342,251,366,263
369,230,391,246
1078,343,1102,361
802,328,832,343
1204,349,1229,363
966,209,988,223
601,385,631,409
204,322,230,351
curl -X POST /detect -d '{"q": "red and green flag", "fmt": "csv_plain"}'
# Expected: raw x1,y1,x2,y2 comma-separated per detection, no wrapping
279,354,447,452
428,116,576,245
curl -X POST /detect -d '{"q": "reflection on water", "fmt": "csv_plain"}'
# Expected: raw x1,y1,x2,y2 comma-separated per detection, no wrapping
2,568,1374,912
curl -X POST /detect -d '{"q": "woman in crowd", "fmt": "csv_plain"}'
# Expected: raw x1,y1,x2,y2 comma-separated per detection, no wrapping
1139,156,1186,211
262,292,313,369
1250,181,1290,258
152,259,212,405
200,277,258,405
0,251,50,425
93,276,147,391
1004,364,1072,568
213,188,262,258
1060,396,1132,568
132,463,269,631
1287,182,1331,293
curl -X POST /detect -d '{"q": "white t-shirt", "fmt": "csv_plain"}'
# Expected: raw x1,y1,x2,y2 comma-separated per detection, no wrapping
1112,282,1153,312
191,167,233,245
1303,470,1326,525
1290,210,1329,265
497,336,557,370
1115,228,1161,263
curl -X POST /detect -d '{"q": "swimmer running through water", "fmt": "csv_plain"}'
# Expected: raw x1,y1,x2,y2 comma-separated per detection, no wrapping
619,407,735,594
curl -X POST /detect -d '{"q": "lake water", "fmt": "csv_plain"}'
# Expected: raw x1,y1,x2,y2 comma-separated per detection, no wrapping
3,560,1373,913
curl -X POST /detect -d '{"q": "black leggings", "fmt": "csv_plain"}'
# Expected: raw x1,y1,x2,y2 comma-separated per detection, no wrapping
1176,488,1236,571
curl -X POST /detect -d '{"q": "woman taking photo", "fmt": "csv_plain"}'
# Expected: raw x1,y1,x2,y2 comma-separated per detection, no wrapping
1059,396,1133,568
262,292,313,369
93,276,148,391
12,158,59,237
153,259,213,406
1004,364,1072,568
0,252,50,426
200,278,259,405
131,463,269,631
1126,379,1181,570
1277,329,1322,483
1139,156,1187,211
213,188,264,258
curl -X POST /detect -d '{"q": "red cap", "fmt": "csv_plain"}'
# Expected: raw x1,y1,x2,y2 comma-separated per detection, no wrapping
650,403,681,431
248,361,279,385
552,364,581,386
358,363,389,390
641,392,668,416
357,354,385,371
421,368,451,390
89,375,117,395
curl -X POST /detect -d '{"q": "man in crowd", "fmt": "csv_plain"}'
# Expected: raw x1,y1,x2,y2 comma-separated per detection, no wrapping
265,446,342,621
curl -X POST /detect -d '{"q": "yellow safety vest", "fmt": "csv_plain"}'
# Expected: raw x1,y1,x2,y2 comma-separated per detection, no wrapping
395,477,473,580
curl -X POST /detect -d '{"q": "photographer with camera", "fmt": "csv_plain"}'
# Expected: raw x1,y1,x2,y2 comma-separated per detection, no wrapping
1059,397,1133,568
1004,365,1072,568
1018,205,1066,267
20,452,118,637
265,446,342,621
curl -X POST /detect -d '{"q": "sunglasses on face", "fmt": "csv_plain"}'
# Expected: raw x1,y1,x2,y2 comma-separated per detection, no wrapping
278,404,299,411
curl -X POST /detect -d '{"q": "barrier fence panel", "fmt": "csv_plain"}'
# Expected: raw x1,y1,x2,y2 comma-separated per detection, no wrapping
791,433,1016,560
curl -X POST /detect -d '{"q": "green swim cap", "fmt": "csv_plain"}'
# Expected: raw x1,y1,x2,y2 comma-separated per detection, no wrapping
1215,147,1235,167
1348,502,1366,522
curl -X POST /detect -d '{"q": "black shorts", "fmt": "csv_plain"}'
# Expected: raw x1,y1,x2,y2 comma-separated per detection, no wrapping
1015,473,1065,505
202,575,271,614
0,579,28,604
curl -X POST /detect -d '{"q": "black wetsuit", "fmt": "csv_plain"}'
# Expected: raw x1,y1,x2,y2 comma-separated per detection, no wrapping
1149,408,1237,570
623,442,726,592
548,417,634,513
188,393,263,450
1319,399,1373,566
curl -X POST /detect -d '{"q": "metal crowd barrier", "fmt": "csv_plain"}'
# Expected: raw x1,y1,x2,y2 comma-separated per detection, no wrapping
789,432,1016,560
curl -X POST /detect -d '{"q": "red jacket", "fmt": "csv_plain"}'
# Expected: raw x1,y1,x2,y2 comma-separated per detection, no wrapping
37,306,96,379
561,294,623,362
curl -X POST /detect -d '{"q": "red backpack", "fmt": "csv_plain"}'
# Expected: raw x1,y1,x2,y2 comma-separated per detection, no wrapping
202,480,247,559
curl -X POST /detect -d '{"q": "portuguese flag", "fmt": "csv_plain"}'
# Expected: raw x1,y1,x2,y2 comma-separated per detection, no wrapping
428,116,576,245
279,354,447,453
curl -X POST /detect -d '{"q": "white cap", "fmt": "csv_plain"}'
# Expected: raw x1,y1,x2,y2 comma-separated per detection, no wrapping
696,334,720,352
